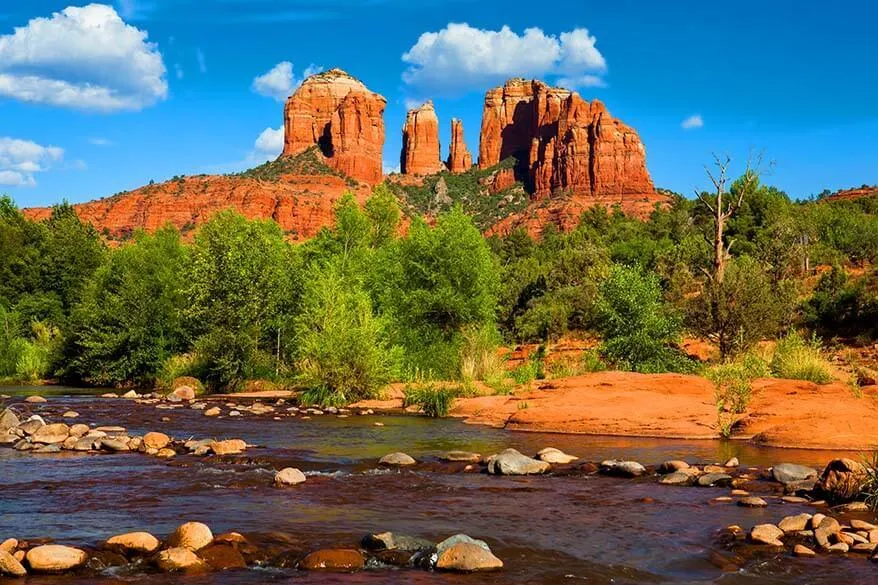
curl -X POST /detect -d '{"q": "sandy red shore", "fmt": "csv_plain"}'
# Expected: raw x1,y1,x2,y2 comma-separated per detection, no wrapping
354,371,878,451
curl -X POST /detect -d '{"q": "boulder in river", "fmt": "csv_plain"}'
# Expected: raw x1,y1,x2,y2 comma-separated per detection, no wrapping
793,544,816,557
659,471,695,486
737,496,768,508
204,407,221,417
0,408,20,431
379,452,417,466
26,545,88,573
24,396,47,403
300,549,365,571
156,547,204,571
435,535,502,572
814,458,867,503
442,451,482,463
778,513,812,533
274,467,306,486
487,449,550,475
143,432,171,450
536,447,578,464
0,549,27,577
362,532,434,553
31,423,70,445
749,524,784,546
199,544,246,570
599,460,646,478
99,438,130,452
210,439,247,455
771,463,817,485
18,419,44,435
657,460,690,474
167,522,213,551
696,473,733,487
105,532,160,555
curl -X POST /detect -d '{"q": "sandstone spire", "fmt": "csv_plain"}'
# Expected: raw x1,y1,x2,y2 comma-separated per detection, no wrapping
400,101,442,176
446,119,473,173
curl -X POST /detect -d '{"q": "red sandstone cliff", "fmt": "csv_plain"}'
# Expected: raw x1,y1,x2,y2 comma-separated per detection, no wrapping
400,101,442,176
283,68,385,184
447,119,473,173
479,78,655,199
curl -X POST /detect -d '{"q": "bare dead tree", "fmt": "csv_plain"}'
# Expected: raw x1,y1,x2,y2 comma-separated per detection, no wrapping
694,153,763,284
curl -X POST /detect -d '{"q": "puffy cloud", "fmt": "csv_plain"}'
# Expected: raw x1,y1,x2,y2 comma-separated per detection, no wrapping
0,137,64,187
682,114,704,130
252,61,322,101
254,126,284,155
556,74,608,89
402,23,607,94
0,4,167,112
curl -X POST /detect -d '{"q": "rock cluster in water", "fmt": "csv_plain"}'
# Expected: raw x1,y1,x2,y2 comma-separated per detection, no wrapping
0,522,502,577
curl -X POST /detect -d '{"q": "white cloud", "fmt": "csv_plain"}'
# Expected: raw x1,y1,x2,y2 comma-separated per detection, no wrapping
252,61,323,101
682,114,704,130
88,137,113,146
556,74,608,89
383,161,401,175
402,23,607,94
254,126,284,155
0,4,167,112
0,137,64,187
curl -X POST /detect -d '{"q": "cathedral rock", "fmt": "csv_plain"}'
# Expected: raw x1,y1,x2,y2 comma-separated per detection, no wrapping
446,119,473,173
478,78,655,200
400,101,442,176
283,68,386,184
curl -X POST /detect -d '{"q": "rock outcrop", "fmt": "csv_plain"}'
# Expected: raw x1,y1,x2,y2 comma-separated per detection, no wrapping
283,68,386,184
401,101,442,176
446,119,473,173
479,78,655,199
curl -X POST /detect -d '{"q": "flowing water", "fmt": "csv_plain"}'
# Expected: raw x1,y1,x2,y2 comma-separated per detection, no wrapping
1,388,875,584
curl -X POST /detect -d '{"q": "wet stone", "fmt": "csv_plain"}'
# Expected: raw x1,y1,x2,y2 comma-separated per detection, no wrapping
599,460,646,478
749,524,784,546
300,549,365,571
697,473,733,487
379,452,417,466
737,496,768,508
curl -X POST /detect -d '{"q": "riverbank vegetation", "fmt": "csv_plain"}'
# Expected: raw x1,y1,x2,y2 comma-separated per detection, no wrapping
1,169,877,404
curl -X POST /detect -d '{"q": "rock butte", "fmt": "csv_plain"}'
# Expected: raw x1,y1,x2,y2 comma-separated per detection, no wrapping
283,68,385,185
401,101,442,176
24,70,666,240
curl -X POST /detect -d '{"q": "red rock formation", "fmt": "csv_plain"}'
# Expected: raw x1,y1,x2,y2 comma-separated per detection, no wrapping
283,68,385,184
478,78,655,199
446,119,473,173
24,174,372,242
400,101,442,176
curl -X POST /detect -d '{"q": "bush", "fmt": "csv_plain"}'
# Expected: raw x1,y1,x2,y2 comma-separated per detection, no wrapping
403,383,456,417
156,353,200,390
295,261,398,406
459,324,503,382
596,265,694,373
546,350,606,379
770,331,833,383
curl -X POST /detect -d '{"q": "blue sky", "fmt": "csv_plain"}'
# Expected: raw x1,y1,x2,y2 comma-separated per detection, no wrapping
1,0,876,208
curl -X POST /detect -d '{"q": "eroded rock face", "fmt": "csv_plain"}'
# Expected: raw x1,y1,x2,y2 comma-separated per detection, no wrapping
283,68,386,184
478,78,665,237
401,101,442,176
446,119,473,173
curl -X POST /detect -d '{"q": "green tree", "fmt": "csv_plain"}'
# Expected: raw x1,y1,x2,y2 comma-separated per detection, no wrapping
295,259,398,405
376,206,500,377
60,227,188,386
595,264,691,373
186,211,290,390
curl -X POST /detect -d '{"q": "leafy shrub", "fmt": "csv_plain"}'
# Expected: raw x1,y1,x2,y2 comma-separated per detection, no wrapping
596,265,694,373
156,353,200,390
546,349,606,379
403,383,455,417
510,361,539,385
770,331,833,383
459,324,504,382
295,261,399,406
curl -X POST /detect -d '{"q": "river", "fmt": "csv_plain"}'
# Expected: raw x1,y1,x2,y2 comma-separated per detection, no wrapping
1,388,875,584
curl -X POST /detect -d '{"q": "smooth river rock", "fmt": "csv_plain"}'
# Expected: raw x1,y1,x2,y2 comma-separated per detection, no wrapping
362,532,434,552
487,449,550,475
379,452,417,466
599,460,646,478
105,532,160,555
167,522,213,551
749,524,784,546
156,547,204,571
26,545,88,573
0,409,20,431
210,439,247,455
771,463,818,485
142,432,171,450
0,550,27,577
31,423,69,445
274,467,307,486
300,549,365,571
536,447,578,464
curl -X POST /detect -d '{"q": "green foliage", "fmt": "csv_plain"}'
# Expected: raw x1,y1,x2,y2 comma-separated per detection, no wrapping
294,260,398,406
186,211,292,390
458,324,503,382
770,330,833,384
403,383,455,418
388,158,528,229
233,147,355,186
0,307,57,382
156,353,200,390
60,227,188,386
595,265,693,373
546,349,607,379
687,256,797,358
376,206,500,378
801,266,878,340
